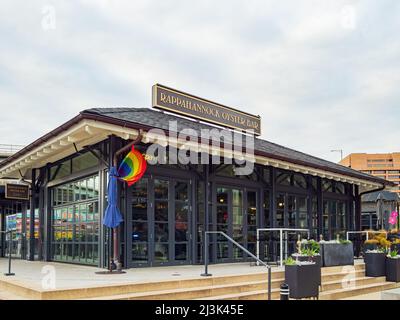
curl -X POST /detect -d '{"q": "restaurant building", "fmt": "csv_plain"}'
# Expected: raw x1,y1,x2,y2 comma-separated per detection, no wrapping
0,84,394,269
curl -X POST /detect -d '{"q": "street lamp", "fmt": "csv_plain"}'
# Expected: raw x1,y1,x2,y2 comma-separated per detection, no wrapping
331,149,343,161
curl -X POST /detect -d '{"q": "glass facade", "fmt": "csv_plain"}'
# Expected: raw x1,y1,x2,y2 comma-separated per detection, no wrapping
322,199,347,240
51,175,100,265
132,178,149,264
1,139,363,268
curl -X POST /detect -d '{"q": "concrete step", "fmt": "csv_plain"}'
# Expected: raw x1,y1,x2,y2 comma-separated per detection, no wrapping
197,289,280,300
320,282,400,300
321,270,365,282
0,277,41,299
82,279,283,300
321,263,364,274
0,289,29,300
321,276,385,292
0,262,373,300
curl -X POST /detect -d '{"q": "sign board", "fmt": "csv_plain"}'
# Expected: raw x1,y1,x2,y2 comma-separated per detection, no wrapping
152,84,261,135
5,183,29,200
6,214,17,231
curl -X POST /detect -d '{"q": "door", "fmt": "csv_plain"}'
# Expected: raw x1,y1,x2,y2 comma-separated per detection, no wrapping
274,193,309,260
130,176,192,267
215,186,258,262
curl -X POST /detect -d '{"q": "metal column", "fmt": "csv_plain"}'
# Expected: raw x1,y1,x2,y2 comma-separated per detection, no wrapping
28,168,36,261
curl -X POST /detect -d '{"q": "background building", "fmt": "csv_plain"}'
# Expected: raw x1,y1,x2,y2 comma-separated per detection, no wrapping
340,153,400,194
0,144,24,163
361,191,400,230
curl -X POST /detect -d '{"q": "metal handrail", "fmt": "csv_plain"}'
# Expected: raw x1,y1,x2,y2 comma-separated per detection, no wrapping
201,231,272,300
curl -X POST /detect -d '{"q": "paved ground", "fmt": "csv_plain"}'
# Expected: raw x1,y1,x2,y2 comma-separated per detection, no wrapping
0,258,275,291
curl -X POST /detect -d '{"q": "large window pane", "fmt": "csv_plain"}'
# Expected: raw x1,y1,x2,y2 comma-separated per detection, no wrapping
72,152,99,173
51,175,99,266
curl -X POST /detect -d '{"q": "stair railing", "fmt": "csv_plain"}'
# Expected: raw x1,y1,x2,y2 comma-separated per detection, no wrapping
200,231,272,300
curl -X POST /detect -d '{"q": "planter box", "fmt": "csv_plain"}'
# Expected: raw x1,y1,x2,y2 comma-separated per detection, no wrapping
386,258,400,282
320,243,354,267
364,252,386,277
292,254,322,285
285,263,319,299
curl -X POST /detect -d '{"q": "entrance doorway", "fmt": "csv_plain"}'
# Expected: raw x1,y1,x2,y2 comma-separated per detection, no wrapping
130,176,192,267
214,186,258,262
273,193,309,261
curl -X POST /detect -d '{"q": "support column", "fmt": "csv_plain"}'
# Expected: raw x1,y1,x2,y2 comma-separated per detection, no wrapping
354,185,361,231
38,167,45,261
203,162,210,263
317,177,323,239
28,168,36,261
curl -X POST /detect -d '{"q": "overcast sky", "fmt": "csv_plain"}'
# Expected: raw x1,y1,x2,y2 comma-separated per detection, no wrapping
1,1,399,162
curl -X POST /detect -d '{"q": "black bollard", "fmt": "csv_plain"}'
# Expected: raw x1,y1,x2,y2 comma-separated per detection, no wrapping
280,283,289,300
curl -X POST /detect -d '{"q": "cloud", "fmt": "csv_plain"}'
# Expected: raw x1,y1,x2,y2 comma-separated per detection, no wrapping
0,0,398,162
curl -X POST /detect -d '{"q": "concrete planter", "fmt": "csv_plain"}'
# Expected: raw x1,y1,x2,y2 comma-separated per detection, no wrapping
285,263,319,299
292,254,322,285
320,243,354,267
364,252,386,277
386,258,400,282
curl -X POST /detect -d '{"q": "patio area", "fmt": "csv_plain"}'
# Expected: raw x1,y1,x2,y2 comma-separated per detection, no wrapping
0,258,275,291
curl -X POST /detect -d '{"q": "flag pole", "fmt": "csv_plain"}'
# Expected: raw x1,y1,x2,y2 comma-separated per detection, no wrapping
111,130,143,272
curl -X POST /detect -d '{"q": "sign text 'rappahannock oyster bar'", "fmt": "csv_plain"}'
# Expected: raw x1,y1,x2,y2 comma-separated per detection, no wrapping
0,84,393,268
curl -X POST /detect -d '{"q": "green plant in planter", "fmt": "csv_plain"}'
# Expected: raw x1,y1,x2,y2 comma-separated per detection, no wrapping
389,250,399,258
284,257,296,266
339,239,352,245
377,246,387,253
300,247,318,256
308,240,320,253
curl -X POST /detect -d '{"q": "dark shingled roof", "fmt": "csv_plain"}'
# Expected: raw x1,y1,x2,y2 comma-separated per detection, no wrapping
362,190,400,202
81,107,391,186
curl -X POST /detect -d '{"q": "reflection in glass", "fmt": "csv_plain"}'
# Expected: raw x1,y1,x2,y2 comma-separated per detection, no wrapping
154,179,169,199
51,175,100,265
155,223,168,242
217,188,228,204
175,244,187,260
132,243,148,262
217,206,228,224
155,201,168,221
154,244,169,261
175,182,188,201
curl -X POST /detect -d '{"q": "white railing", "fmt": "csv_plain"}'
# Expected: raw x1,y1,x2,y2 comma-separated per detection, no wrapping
346,230,388,241
256,228,311,267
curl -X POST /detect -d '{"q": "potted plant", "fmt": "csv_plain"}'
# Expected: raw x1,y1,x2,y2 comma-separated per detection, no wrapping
284,257,319,299
292,247,321,285
363,239,379,253
319,239,354,267
386,250,400,282
391,238,400,253
364,247,387,277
